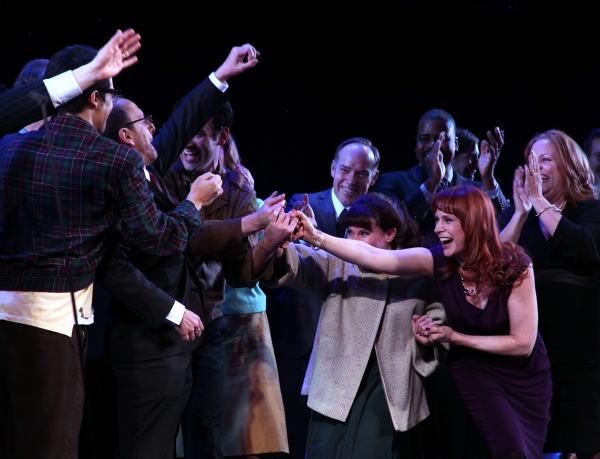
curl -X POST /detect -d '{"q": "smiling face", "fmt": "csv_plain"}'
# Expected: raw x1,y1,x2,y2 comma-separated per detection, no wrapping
434,209,466,262
346,220,396,250
180,118,227,174
530,139,567,205
117,99,157,166
415,119,457,173
330,144,379,208
453,143,479,181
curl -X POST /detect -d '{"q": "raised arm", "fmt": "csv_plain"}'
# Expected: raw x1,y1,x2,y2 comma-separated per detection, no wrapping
296,210,434,277
0,29,141,135
426,267,538,357
499,167,531,243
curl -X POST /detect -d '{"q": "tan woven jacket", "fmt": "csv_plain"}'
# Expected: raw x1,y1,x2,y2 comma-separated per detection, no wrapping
264,243,446,431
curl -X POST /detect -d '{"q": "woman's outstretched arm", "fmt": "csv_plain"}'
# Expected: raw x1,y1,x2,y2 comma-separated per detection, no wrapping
296,211,434,277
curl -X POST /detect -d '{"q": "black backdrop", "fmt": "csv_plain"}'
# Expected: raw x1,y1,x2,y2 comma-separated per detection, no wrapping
2,0,600,198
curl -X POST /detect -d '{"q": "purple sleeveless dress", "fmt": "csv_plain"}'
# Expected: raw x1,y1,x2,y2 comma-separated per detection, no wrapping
429,245,552,458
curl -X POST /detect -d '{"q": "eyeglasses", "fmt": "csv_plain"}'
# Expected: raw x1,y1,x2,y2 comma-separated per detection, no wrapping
123,114,153,128
98,88,122,103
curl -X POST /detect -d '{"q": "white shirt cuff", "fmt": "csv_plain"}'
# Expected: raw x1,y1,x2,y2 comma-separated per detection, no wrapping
165,300,185,325
484,182,500,199
209,72,228,93
43,71,83,107
420,182,435,203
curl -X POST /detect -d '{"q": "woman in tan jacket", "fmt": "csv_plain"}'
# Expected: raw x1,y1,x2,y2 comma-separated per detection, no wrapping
262,193,445,459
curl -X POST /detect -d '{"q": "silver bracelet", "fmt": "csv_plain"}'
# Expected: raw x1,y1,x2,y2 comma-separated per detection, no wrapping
535,204,555,217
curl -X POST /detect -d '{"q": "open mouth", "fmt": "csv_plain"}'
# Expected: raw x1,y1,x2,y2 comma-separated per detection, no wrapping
540,174,549,182
183,149,200,162
340,186,357,194
440,237,453,245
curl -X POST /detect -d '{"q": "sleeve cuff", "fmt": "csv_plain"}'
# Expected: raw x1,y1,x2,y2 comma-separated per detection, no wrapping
43,71,83,107
484,182,500,199
209,72,229,93
165,300,186,325
420,182,434,203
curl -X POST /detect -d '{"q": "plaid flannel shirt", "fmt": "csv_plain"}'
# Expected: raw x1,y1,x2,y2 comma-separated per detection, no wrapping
0,114,201,292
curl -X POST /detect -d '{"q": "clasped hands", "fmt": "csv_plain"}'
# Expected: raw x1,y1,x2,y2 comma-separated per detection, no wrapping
412,314,456,345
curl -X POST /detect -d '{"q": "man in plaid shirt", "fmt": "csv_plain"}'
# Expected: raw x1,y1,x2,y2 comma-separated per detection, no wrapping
0,44,222,458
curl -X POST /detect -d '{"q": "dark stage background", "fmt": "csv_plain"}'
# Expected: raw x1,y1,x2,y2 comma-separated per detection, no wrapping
2,1,600,456
2,0,600,199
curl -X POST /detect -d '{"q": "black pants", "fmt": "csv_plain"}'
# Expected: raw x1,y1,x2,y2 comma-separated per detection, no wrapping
111,351,193,459
181,317,228,459
0,321,85,459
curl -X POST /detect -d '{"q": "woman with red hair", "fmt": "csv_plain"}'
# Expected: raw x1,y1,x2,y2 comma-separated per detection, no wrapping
295,185,552,459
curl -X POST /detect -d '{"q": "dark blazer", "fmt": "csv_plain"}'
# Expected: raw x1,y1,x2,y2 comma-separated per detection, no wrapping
373,164,509,234
98,76,233,363
288,189,337,237
0,79,54,136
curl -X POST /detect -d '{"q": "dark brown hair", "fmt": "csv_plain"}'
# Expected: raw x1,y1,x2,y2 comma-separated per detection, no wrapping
339,193,421,249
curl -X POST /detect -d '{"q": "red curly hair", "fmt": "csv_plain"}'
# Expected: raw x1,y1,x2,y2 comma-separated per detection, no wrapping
431,186,530,290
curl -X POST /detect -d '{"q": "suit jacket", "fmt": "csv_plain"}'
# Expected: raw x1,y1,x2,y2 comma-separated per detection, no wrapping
288,189,337,237
262,243,445,431
265,188,338,358
98,76,239,362
373,164,509,234
164,160,263,324
0,79,53,137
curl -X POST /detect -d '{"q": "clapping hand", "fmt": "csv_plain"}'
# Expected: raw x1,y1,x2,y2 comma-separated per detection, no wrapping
424,134,447,193
292,193,318,229
512,167,532,217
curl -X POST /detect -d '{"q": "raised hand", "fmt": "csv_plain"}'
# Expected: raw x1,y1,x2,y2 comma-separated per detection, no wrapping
512,167,532,217
72,29,141,91
486,127,505,156
424,134,446,193
523,151,543,201
254,191,286,229
175,308,204,341
292,193,318,228
214,44,260,82
478,127,504,190
477,140,499,181
186,172,223,210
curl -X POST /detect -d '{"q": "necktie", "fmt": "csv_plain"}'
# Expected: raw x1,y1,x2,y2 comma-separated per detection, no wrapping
336,209,348,238
147,171,163,193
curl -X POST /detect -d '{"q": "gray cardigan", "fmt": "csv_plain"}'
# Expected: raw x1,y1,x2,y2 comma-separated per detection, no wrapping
263,244,446,432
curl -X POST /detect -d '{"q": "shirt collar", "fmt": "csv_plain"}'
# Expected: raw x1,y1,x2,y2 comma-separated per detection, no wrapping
330,188,348,218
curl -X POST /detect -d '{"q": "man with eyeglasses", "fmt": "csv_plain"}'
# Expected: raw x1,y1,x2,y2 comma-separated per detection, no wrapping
0,43,220,459
99,43,282,458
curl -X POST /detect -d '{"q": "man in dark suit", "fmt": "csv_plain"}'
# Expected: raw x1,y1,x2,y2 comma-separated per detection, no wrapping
0,29,140,137
266,137,380,459
98,44,265,458
372,108,509,235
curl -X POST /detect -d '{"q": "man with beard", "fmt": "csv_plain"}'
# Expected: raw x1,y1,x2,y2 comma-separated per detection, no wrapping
372,109,508,235
163,100,287,459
